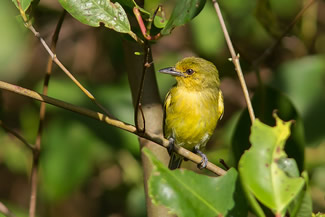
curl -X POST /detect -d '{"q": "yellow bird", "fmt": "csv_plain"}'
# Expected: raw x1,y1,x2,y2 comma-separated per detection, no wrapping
159,57,224,170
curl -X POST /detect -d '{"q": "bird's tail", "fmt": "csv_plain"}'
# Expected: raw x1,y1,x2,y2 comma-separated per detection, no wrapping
168,152,183,170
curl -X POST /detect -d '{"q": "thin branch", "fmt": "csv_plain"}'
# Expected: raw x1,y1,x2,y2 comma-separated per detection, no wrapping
0,80,227,176
252,0,317,67
24,22,114,119
0,202,18,217
28,10,66,217
134,43,151,132
212,0,255,123
0,121,34,150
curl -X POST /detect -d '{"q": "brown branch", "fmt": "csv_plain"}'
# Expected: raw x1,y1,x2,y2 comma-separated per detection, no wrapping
0,121,34,150
0,202,18,217
134,43,151,132
28,10,66,217
252,0,317,67
212,0,255,123
0,80,227,176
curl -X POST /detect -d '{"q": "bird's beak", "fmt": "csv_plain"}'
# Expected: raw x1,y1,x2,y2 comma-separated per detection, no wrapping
159,67,185,77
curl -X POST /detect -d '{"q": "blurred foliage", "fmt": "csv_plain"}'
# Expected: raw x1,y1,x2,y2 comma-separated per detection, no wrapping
272,55,325,146
0,0,325,216
0,0,29,82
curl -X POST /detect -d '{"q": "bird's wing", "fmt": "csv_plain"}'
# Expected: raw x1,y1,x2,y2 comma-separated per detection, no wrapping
163,90,172,137
218,90,224,120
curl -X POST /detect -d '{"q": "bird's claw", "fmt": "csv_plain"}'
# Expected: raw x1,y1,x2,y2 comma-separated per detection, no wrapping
168,138,175,155
194,147,208,169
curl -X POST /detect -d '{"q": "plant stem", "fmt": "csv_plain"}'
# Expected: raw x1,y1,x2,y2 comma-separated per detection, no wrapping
134,42,151,132
26,24,114,119
212,0,255,123
0,121,34,150
28,11,66,217
0,202,18,217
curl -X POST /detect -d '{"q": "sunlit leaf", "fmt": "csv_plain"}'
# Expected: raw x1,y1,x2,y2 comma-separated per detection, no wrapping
58,0,131,34
239,114,305,215
144,148,237,217
232,86,305,171
161,0,206,35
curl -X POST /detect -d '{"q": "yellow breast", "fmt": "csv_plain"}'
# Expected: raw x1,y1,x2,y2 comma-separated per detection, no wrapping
164,86,222,150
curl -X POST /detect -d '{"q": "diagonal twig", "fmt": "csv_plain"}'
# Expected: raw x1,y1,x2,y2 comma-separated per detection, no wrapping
0,202,18,217
0,80,227,176
0,121,34,151
212,0,255,123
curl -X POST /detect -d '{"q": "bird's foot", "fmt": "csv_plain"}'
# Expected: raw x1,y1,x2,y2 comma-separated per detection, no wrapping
168,138,175,155
194,147,208,169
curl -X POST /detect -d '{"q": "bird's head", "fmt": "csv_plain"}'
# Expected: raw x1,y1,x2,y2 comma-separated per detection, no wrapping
159,57,220,90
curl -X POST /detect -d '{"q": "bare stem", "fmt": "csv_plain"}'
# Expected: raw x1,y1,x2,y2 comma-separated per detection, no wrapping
212,0,255,123
134,43,151,132
0,80,227,176
28,11,66,217
0,202,18,217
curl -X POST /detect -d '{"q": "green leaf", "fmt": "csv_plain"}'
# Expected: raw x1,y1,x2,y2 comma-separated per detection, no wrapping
239,114,305,215
11,0,32,12
154,15,167,29
58,0,131,34
288,171,312,217
144,148,237,217
161,0,206,35
232,86,305,172
277,158,300,178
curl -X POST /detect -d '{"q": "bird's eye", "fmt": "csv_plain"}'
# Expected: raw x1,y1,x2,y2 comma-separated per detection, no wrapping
185,69,194,75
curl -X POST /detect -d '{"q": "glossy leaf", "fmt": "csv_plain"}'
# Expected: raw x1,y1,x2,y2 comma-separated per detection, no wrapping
144,148,237,217
239,114,305,215
161,0,206,35
58,0,131,34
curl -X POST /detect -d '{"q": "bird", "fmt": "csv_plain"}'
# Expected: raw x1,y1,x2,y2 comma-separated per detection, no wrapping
159,57,224,170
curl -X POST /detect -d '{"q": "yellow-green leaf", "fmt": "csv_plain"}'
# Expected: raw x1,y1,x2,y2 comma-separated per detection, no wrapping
239,114,305,216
